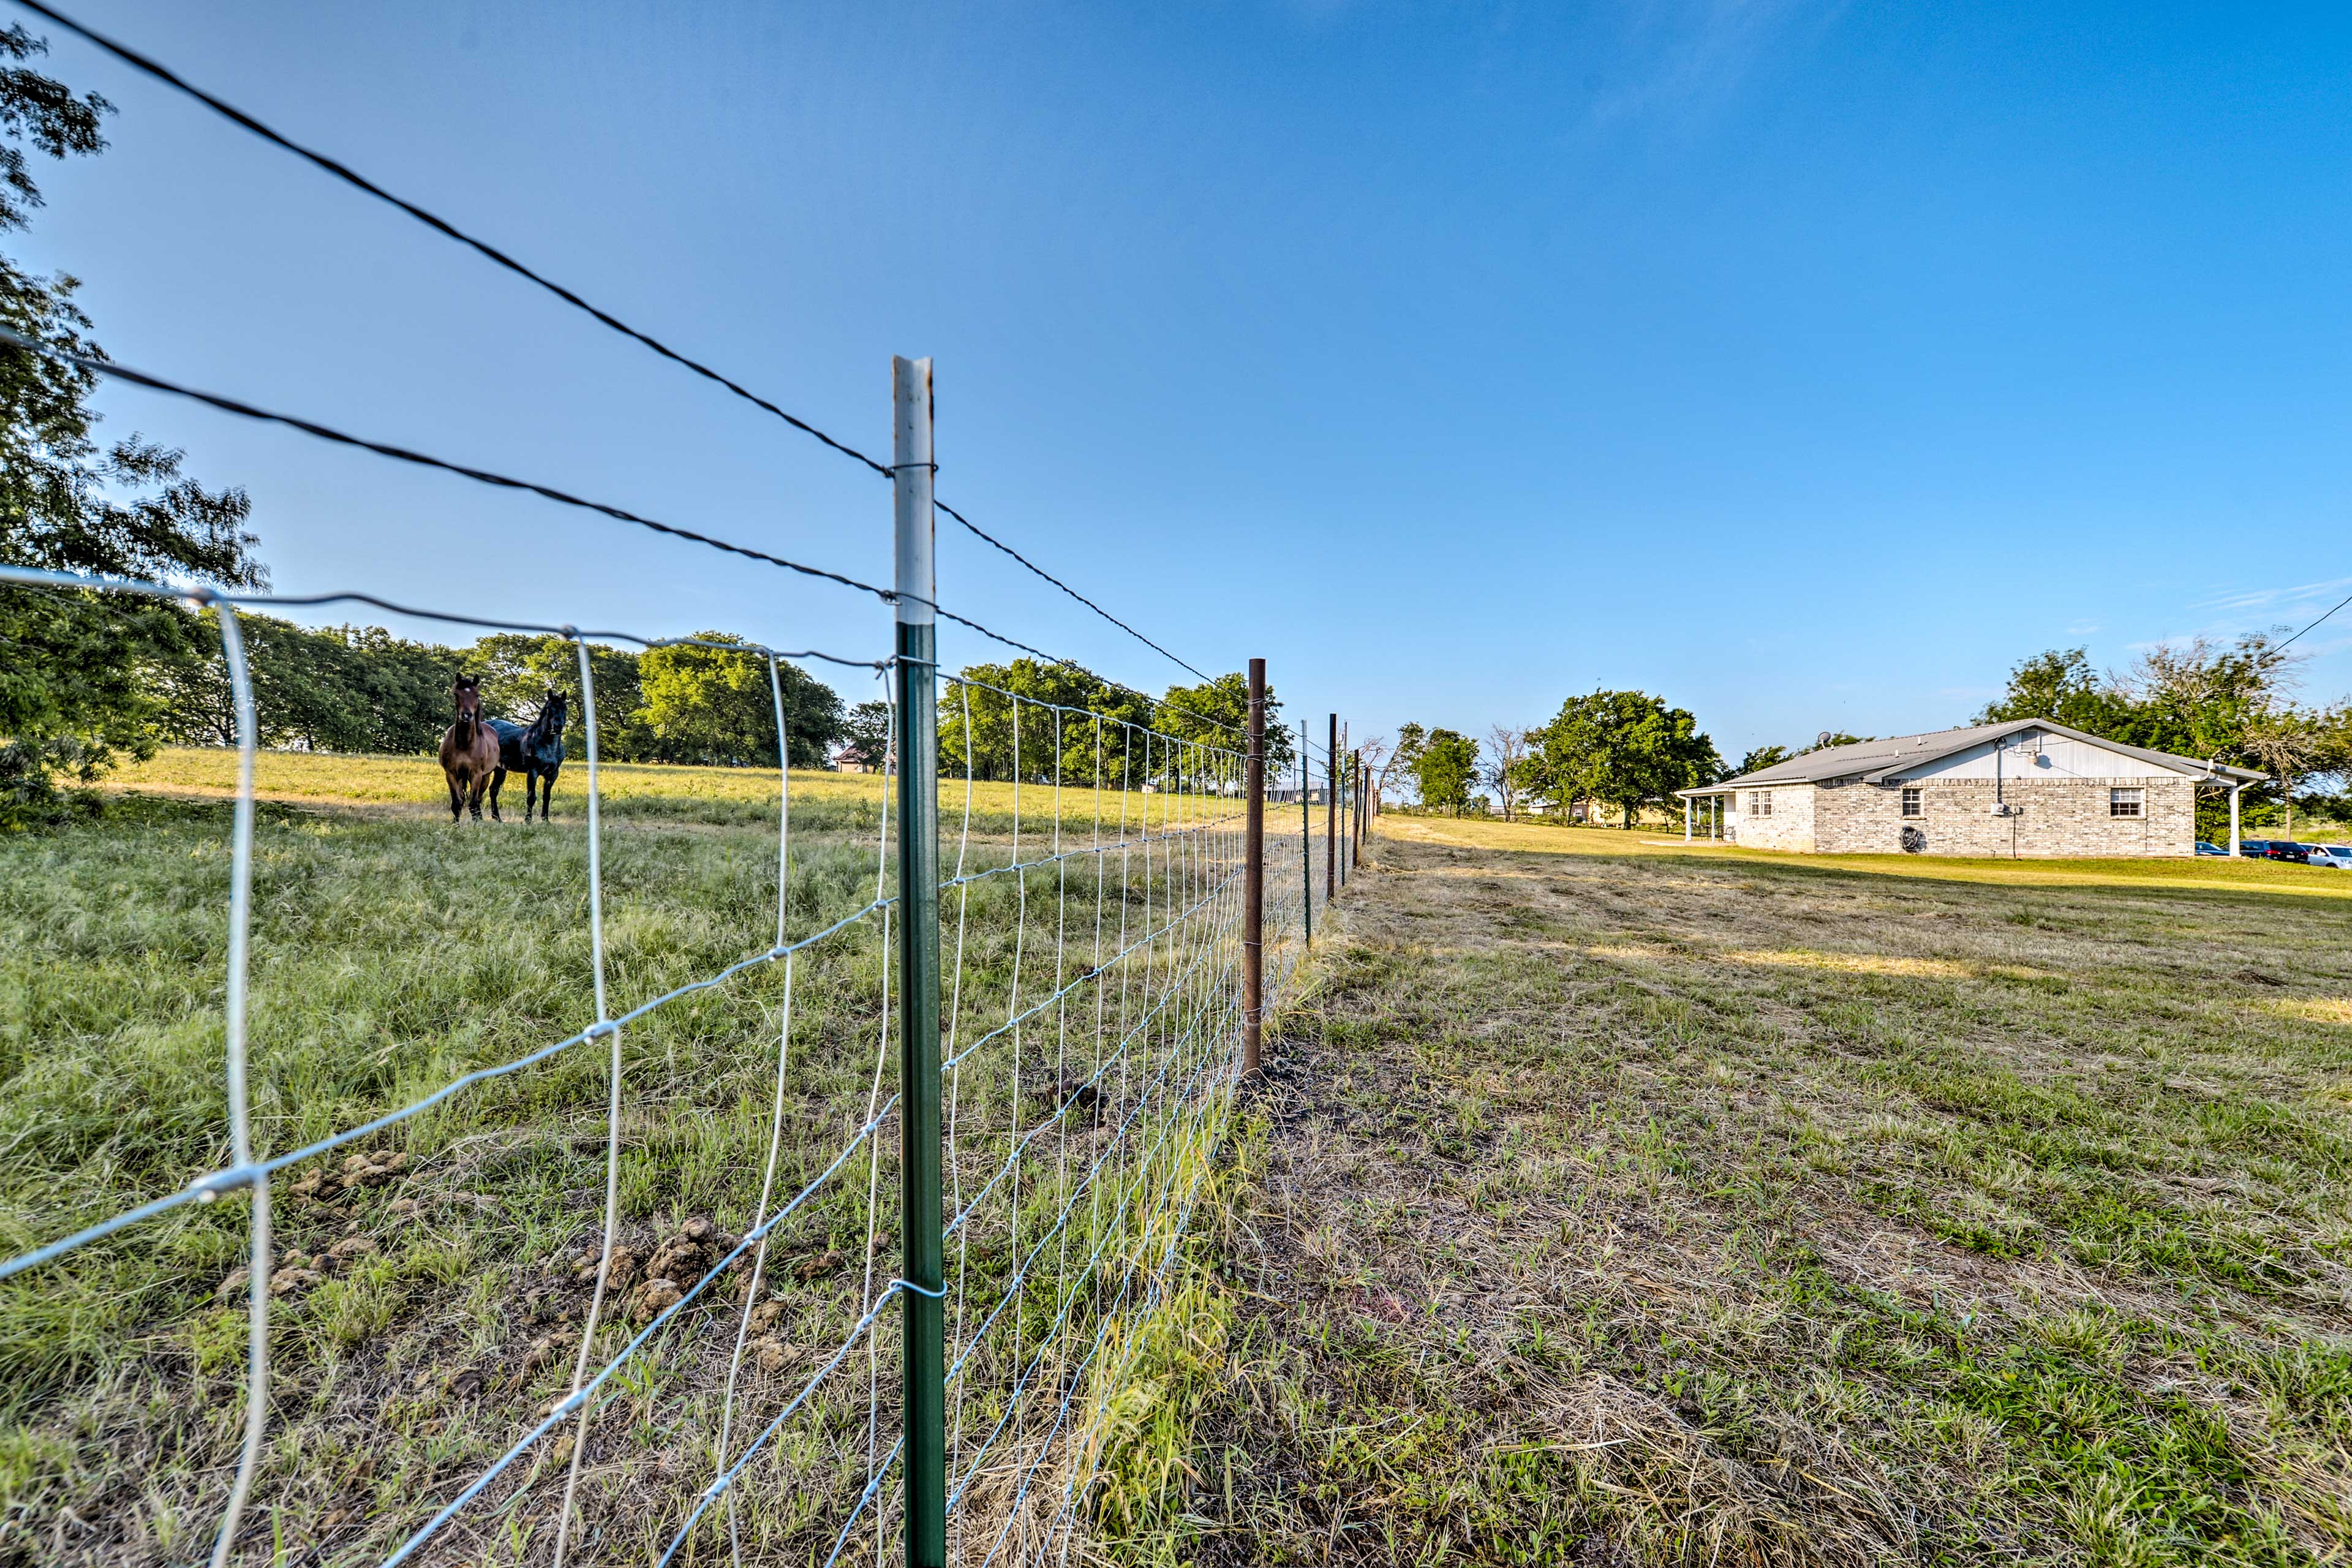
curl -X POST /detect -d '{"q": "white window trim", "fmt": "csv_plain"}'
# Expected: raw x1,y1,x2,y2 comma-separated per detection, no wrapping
2109,786,2144,819
1900,786,1922,818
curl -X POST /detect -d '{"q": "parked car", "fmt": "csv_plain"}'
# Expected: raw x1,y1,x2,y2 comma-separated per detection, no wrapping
2307,844,2352,869
2239,839,2275,857
2196,840,2228,856
2264,842,2312,864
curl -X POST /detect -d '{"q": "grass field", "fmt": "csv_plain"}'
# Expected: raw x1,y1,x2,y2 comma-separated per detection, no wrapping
1,749,1265,1566
23,759,2351,1566
1116,815,2352,1566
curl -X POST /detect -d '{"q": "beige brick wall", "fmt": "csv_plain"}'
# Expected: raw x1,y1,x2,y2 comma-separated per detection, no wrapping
1808,775,2194,858
1728,784,1816,852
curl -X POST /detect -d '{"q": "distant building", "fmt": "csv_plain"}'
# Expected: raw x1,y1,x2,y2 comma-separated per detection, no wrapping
1675,720,2264,858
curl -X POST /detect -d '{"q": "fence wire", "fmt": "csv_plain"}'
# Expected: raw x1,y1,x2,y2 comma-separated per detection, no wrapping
0,564,1343,1567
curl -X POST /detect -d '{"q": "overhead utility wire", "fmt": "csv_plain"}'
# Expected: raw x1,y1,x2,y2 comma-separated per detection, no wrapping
0,327,1071,668
14,0,1213,684
2274,586,2352,654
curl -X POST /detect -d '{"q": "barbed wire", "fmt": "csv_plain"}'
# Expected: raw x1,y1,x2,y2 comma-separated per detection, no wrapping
3,564,1351,1566
13,0,1217,686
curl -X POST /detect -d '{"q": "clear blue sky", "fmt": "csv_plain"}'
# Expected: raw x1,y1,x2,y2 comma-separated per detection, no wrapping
20,1,2352,763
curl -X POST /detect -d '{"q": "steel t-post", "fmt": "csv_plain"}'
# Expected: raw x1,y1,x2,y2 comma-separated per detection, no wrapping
1242,659,1265,1074
891,355,945,1568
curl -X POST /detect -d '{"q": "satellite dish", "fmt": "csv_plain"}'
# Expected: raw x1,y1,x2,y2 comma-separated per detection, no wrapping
1816,731,1833,748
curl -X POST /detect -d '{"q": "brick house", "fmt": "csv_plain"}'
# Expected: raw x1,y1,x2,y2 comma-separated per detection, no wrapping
1675,720,2264,858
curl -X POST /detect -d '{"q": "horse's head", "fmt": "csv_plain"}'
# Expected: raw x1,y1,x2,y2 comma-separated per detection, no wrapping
451,676,481,717
540,688,568,731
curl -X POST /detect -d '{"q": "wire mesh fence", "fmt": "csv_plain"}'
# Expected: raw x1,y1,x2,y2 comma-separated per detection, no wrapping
0,18,1363,1557
0,556,1354,1566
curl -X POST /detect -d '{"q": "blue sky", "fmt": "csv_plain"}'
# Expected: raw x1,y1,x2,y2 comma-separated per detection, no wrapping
19,1,2352,763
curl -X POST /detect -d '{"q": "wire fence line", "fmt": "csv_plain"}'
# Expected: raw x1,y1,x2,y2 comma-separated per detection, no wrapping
10,0,1211,689
1,538,1359,1564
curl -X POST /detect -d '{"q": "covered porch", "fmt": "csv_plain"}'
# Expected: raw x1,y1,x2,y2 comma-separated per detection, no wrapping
1673,785,1737,843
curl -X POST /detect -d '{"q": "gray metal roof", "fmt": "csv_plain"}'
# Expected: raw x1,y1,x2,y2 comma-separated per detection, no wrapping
1678,718,2266,796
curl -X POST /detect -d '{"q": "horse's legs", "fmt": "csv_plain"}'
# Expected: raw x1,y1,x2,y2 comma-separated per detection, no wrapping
489,767,506,822
523,768,538,823
467,771,488,821
538,767,556,822
447,772,464,823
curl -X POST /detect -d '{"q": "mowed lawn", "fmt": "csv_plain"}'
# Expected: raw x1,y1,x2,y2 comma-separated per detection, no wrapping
1143,816,2352,1567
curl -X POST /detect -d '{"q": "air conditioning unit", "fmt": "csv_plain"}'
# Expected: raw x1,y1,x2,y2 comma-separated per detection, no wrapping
1989,802,2020,818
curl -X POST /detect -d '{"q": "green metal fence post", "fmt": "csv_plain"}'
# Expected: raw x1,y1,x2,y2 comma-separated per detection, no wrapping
891,355,946,1568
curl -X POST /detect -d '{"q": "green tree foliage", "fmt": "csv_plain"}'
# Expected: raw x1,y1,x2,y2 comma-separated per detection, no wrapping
1382,722,1427,804
468,632,655,761
148,613,450,752
1978,635,2352,835
0,28,261,827
1531,690,1722,829
1806,732,1869,752
941,663,1284,786
1413,728,1480,815
1734,744,1792,777
1157,671,1293,772
636,633,843,768
943,660,1154,783
1973,649,2131,736
841,699,891,770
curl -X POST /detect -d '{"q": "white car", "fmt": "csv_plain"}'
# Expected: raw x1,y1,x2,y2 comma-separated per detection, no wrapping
2308,844,2352,869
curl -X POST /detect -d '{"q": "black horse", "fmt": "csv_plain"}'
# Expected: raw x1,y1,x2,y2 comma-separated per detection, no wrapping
487,688,568,823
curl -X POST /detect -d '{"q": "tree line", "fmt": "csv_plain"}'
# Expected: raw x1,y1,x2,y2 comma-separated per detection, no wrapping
1374,691,1721,826
1376,633,2352,834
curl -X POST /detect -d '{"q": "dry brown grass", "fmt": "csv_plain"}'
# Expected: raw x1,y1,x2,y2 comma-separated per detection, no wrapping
1124,824,2352,1566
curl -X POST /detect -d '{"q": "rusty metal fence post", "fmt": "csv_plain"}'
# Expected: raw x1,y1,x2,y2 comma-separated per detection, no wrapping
1300,718,1311,949
1325,712,1338,901
1242,658,1265,1074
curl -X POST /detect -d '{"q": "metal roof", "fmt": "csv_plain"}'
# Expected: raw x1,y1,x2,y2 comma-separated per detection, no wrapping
1678,719,2267,796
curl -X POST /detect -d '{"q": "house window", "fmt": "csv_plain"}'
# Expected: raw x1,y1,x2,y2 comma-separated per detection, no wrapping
1748,790,1773,818
2111,788,2143,818
1901,787,1922,818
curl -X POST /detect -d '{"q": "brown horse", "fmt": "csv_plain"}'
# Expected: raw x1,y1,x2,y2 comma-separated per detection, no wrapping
438,676,501,822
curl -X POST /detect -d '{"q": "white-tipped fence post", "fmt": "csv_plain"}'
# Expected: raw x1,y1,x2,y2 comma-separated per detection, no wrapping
892,355,945,1568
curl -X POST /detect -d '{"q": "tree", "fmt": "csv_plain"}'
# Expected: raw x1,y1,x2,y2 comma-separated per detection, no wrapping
149,614,453,753
1975,649,2132,734
1414,729,1479,815
943,660,1155,784
1158,671,1292,775
1382,723,1427,805
2242,709,2324,842
468,633,650,762
636,635,843,767
840,699,892,771
1483,725,1529,820
1532,690,1721,829
1978,633,2325,837
0,26,261,827
1734,744,1791,777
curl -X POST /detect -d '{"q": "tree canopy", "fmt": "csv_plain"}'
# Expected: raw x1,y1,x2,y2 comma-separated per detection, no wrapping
1979,637,2351,832
1412,728,1480,815
0,26,261,826
1528,690,1721,827
637,635,843,769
